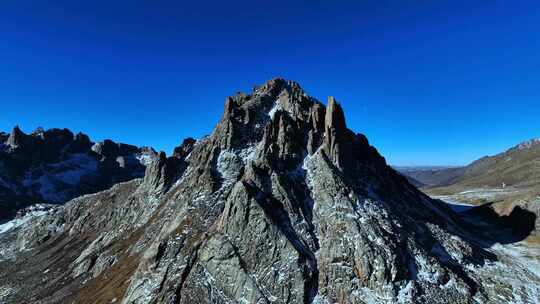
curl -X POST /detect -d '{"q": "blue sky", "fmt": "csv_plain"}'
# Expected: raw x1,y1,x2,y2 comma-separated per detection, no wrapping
1,1,539,166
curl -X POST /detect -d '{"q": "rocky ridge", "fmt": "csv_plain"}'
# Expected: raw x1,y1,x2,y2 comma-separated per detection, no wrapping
0,78,538,303
0,126,157,222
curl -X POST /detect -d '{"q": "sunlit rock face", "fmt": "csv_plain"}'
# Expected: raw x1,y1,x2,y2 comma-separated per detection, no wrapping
0,78,538,304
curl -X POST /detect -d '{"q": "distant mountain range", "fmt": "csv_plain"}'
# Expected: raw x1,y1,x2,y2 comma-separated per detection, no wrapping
0,126,157,222
396,138,540,192
393,166,464,188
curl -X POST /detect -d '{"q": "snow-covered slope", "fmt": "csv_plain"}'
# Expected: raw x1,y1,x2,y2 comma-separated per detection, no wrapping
0,204,52,234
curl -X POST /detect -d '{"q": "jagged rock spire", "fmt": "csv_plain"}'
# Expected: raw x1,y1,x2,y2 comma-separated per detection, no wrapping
323,96,348,168
144,151,178,191
306,102,326,155
7,125,24,147
173,137,196,159
7,125,28,148
144,138,195,192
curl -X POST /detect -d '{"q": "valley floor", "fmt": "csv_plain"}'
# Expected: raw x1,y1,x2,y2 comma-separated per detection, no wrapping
433,187,529,205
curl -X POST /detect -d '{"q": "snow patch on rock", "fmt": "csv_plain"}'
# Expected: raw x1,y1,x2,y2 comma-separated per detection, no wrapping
0,285,17,303
0,204,51,234
136,152,155,166
268,103,282,119
267,98,295,120
217,151,242,185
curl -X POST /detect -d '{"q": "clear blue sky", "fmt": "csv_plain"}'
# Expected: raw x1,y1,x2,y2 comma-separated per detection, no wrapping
1,1,539,166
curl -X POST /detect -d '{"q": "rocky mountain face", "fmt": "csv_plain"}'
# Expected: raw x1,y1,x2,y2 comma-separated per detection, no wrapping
0,126,157,222
0,79,538,303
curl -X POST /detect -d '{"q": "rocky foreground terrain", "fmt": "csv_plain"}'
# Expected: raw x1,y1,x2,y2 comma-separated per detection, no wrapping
0,127,157,222
0,79,538,303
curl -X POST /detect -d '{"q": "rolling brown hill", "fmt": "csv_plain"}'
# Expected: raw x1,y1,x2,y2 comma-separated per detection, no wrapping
428,139,540,195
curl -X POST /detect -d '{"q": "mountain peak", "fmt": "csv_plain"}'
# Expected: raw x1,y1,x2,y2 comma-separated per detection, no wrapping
255,77,303,96
6,125,27,148
2,79,527,304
